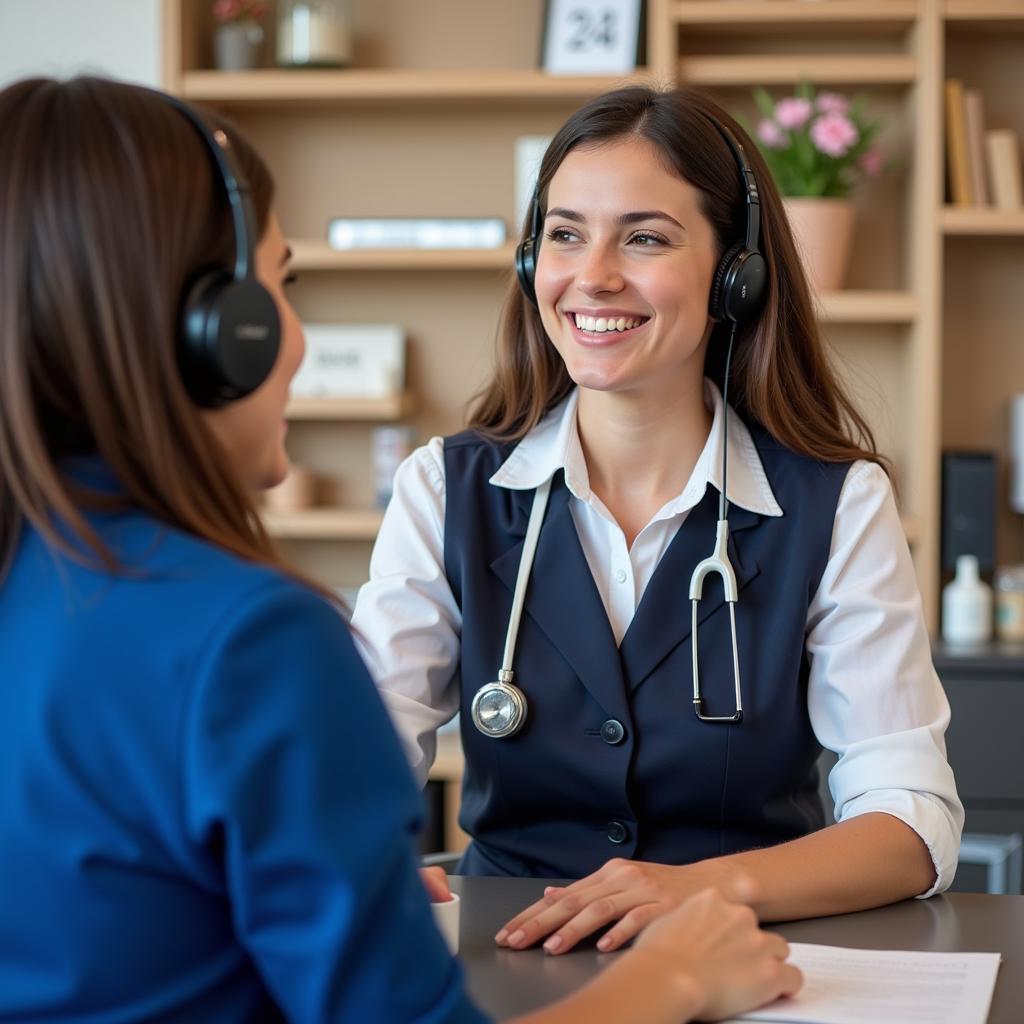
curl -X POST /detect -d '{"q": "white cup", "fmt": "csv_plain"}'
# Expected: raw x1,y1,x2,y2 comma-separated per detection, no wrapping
431,892,460,954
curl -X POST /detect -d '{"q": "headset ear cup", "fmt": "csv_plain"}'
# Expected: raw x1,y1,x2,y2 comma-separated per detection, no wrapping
709,243,744,323
515,236,539,310
178,272,281,408
179,268,227,405
709,245,768,325
727,250,767,324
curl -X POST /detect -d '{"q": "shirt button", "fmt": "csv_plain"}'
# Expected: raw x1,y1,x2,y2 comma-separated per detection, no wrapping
607,820,630,844
614,569,627,584
600,719,626,745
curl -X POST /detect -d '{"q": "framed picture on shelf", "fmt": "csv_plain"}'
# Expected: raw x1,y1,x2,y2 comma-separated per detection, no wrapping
541,0,644,75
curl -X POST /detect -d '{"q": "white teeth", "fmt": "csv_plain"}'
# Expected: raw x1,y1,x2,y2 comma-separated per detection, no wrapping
572,313,644,333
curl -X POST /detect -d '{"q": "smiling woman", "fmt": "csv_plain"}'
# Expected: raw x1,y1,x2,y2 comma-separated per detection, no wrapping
350,85,962,957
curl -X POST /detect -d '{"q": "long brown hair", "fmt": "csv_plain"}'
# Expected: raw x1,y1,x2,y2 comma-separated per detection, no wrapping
0,76,303,581
469,86,886,472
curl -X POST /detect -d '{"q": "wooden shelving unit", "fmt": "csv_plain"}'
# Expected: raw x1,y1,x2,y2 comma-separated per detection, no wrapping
289,239,515,272
815,291,918,324
182,68,653,107
261,508,383,541
285,393,413,421
673,1,918,29
940,208,1024,235
165,0,1024,630
944,1,1024,26
678,55,917,88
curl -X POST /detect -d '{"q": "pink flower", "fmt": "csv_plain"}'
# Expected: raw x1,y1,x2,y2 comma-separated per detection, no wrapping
810,112,859,157
858,146,884,177
756,118,786,149
775,97,813,130
213,0,240,21
815,92,850,117
213,0,264,23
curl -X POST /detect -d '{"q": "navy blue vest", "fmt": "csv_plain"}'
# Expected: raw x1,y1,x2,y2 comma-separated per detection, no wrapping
444,423,850,879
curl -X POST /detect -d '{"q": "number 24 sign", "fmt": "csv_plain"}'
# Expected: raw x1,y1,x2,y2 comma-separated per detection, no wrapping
542,0,644,75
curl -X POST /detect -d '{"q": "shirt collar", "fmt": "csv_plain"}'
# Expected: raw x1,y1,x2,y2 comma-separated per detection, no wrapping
488,380,783,519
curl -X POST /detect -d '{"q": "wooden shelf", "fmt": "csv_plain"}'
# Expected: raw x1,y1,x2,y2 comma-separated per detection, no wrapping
261,508,383,540
289,239,515,272
902,516,921,547
181,69,653,107
678,54,917,87
940,208,1024,235
815,291,917,324
945,1,1024,26
285,394,413,420
674,1,917,29
429,732,465,783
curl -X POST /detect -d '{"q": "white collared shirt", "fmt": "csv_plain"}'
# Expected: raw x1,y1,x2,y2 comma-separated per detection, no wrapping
351,381,964,895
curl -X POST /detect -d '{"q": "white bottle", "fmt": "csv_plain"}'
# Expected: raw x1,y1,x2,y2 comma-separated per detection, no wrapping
941,554,993,646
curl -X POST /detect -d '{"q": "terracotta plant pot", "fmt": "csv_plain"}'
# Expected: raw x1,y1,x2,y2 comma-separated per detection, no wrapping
782,197,855,293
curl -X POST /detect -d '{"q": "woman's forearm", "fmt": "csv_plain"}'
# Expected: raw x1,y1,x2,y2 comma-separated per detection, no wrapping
509,952,701,1024
723,811,937,921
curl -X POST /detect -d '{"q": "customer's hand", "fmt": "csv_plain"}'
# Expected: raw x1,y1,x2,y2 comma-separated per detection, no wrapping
628,887,801,1021
495,857,757,954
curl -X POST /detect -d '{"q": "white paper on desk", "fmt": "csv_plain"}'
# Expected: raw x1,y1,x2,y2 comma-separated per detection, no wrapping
727,943,1001,1024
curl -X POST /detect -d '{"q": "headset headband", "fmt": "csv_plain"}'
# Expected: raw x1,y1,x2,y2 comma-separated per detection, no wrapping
158,92,256,281
701,116,761,256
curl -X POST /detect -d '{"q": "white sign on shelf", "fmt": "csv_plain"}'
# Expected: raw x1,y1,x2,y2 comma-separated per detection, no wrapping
290,323,406,399
515,135,552,229
542,0,643,76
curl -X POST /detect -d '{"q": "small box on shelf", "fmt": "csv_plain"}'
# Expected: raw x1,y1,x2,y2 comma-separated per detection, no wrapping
289,323,405,400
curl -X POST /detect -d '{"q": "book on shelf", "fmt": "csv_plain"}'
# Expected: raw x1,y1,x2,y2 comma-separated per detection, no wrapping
985,130,1023,210
963,88,989,207
327,217,506,251
944,78,973,207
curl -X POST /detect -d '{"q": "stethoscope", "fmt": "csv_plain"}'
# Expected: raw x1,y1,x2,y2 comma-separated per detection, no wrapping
470,329,745,738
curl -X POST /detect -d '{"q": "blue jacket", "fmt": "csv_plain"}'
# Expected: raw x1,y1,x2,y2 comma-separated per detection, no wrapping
0,467,487,1023
444,429,848,879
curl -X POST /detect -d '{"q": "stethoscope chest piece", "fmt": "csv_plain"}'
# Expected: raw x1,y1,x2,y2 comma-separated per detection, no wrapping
471,673,528,738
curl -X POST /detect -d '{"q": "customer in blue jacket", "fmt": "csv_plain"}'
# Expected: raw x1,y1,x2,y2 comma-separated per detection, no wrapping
352,86,964,955
0,76,801,1024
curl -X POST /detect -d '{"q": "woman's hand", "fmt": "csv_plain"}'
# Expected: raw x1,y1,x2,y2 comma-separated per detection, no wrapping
419,865,453,903
495,856,758,954
628,887,801,1022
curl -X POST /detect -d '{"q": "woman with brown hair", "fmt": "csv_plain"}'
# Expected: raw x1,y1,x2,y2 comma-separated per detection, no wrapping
0,76,801,1023
352,86,963,952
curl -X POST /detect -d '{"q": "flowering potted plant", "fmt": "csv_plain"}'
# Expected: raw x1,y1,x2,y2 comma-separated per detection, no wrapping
751,84,885,291
212,0,267,71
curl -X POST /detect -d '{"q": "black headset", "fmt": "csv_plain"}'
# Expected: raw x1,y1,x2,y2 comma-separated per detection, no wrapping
514,113,768,326
162,94,281,408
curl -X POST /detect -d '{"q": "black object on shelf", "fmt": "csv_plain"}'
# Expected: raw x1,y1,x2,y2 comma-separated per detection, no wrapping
941,451,997,574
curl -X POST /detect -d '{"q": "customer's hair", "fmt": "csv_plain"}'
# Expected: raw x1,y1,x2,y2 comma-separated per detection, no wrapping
468,86,885,471
0,76,297,579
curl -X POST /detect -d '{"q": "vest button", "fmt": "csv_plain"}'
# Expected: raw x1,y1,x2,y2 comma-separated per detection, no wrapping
600,719,626,744
607,820,630,844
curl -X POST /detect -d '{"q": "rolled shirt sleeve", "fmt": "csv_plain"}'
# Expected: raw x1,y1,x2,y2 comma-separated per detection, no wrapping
806,461,964,896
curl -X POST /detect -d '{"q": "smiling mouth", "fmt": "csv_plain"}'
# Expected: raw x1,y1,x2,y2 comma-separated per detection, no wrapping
566,312,650,335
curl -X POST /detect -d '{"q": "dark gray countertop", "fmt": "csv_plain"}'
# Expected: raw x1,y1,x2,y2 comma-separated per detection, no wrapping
933,640,1024,674
451,876,1024,1022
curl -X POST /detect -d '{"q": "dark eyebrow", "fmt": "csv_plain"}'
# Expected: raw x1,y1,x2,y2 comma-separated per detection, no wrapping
545,207,685,231
280,245,293,267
